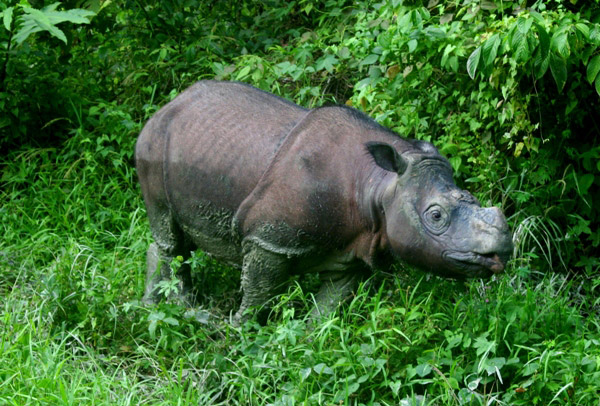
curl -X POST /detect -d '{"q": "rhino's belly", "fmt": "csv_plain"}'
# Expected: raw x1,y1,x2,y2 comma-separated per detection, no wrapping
292,250,361,274
176,200,243,267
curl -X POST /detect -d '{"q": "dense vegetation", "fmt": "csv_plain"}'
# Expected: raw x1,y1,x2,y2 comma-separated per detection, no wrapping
1,0,599,404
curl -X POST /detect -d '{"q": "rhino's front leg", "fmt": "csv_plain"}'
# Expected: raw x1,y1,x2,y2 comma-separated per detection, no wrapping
310,271,363,320
234,240,291,326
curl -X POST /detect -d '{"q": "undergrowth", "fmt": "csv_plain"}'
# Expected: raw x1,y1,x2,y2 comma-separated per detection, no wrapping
1,127,600,404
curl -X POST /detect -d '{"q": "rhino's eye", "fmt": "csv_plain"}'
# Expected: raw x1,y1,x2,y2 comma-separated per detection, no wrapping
423,205,449,235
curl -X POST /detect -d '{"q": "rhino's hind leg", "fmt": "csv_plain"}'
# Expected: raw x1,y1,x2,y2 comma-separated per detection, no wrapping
233,241,290,325
142,243,193,305
142,209,194,306
310,271,363,320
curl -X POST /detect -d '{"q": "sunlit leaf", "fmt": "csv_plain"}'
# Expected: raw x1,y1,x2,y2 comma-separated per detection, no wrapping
12,3,95,45
551,31,570,58
361,54,379,65
514,32,530,63
407,39,418,53
1,7,13,31
586,55,600,84
467,46,481,79
575,23,590,39
315,54,338,72
482,34,500,67
516,17,533,35
313,363,333,375
416,363,432,377
591,27,600,45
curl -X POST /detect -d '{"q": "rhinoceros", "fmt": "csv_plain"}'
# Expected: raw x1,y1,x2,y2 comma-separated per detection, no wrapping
136,80,513,324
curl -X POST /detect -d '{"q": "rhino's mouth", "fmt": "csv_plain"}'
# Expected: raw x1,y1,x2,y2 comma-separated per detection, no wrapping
442,250,506,277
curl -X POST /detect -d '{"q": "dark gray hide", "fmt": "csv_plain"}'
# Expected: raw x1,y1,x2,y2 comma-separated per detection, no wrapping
136,80,513,324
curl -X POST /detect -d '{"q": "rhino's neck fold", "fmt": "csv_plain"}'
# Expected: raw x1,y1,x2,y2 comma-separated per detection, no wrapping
353,167,395,264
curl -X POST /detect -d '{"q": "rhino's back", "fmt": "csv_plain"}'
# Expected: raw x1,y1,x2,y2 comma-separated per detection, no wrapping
136,81,308,263
164,81,308,209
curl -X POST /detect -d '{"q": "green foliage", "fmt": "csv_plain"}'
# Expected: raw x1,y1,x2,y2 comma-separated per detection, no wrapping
1,0,600,404
0,1,97,153
466,5,600,95
1,2,96,45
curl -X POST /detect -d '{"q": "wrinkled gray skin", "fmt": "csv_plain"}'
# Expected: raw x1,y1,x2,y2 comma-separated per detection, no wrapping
136,80,513,324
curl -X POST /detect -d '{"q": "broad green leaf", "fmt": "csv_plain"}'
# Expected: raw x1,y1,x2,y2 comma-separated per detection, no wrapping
337,46,350,59
551,31,570,58
13,24,40,45
449,156,462,172
480,0,497,10
416,363,432,377
529,11,545,25
577,174,595,196
595,74,600,97
514,142,524,157
448,56,458,72
315,54,338,72
486,357,506,369
424,26,445,39
485,357,507,376
586,55,600,84
45,9,95,25
576,23,590,39
516,17,533,35
549,52,567,92
23,6,59,34
511,26,525,51
313,363,333,375
407,39,418,53
389,381,402,396
13,4,95,45
235,65,251,80
591,27,600,45
361,54,379,65
162,317,179,326
148,320,158,339
467,46,481,79
482,34,500,66
535,22,550,58
2,7,13,31
514,32,531,63
523,362,540,376
18,7,68,44
300,368,311,381
533,48,549,79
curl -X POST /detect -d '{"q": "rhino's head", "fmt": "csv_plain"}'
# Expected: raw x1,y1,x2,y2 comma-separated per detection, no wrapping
367,141,513,278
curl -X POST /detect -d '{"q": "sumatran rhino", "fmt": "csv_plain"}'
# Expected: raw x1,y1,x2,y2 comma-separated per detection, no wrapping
136,80,513,324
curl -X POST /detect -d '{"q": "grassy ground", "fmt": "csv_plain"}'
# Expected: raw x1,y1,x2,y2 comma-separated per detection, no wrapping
1,130,600,405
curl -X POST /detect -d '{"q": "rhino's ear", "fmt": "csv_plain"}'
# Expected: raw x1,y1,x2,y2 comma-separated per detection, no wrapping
366,142,408,175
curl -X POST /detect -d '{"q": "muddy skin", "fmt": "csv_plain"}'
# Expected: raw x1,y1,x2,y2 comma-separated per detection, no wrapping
136,80,513,325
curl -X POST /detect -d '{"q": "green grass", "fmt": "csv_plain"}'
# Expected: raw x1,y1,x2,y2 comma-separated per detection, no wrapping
1,128,600,405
